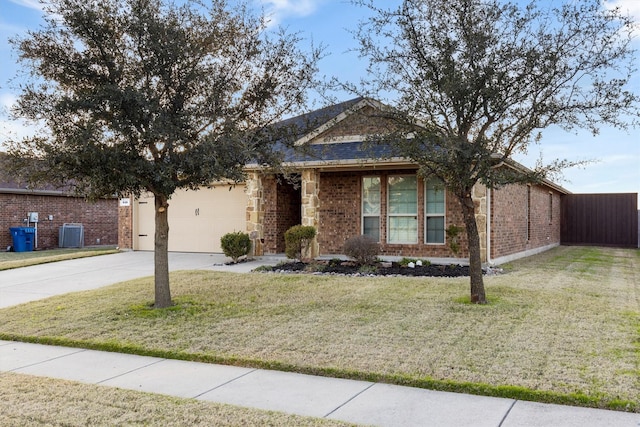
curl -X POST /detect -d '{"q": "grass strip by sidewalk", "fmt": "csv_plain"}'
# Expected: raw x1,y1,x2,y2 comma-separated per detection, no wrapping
0,373,354,426
3,332,636,413
0,247,119,270
0,246,638,413
3,333,634,413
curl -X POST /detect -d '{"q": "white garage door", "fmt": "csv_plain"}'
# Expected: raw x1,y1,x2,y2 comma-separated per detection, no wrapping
134,184,247,253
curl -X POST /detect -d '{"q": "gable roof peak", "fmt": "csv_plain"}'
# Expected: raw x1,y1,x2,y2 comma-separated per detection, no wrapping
293,97,383,146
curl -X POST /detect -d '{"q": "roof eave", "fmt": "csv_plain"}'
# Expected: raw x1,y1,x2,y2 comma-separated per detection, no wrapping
494,156,571,195
245,157,414,172
0,187,72,196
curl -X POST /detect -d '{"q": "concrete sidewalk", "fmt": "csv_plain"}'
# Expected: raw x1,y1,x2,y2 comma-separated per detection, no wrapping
1,252,638,426
1,340,638,427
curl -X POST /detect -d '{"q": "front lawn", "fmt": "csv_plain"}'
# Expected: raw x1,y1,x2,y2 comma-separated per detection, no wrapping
0,246,638,411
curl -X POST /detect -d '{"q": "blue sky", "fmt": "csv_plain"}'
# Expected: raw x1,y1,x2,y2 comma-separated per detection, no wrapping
1,0,638,199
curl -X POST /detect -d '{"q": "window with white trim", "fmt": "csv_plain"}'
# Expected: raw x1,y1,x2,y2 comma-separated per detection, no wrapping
362,177,381,242
425,177,445,244
387,175,418,243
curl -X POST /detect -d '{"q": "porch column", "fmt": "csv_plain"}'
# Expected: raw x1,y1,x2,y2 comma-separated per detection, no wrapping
118,194,133,250
246,172,264,256
472,183,488,263
301,169,320,258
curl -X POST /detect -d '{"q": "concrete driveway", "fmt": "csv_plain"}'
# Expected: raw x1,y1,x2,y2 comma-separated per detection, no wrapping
0,251,283,308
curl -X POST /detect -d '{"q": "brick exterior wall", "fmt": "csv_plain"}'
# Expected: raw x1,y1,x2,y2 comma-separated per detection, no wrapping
1,193,118,250
317,172,361,252
317,169,469,258
490,184,561,259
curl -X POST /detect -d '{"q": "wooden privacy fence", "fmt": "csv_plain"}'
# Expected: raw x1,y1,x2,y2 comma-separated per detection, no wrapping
561,193,638,248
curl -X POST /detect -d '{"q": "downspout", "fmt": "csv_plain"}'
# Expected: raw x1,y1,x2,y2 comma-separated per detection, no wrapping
486,187,492,265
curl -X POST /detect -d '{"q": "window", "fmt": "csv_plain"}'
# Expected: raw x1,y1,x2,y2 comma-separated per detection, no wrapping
425,177,445,244
548,192,553,224
362,177,381,242
387,176,418,243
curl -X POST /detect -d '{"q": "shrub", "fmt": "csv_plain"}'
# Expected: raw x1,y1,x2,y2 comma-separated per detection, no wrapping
446,224,464,255
358,264,379,275
220,232,251,263
399,257,418,267
343,235,379,265
284,225,316,260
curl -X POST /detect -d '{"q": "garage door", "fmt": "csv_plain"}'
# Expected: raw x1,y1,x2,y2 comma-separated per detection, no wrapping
134,184,247,253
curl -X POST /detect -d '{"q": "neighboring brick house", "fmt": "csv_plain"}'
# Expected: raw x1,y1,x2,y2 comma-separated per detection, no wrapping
245,97,568,264
0,154,118,250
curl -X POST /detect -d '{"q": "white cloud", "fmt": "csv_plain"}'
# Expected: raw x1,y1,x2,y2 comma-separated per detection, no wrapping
258,0,322,25
0,93,41,150
603,0,640,19
0,118,34,150
8,0,45,11
603,0,640,36
0,93,17,111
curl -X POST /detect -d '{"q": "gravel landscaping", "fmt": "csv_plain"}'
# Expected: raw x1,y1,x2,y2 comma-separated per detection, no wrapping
261,258,476,277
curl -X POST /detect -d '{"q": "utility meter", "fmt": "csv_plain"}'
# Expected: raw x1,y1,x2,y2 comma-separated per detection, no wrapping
28,212,39,223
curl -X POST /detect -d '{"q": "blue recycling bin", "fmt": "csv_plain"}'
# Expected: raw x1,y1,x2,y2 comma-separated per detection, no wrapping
9,227,35,252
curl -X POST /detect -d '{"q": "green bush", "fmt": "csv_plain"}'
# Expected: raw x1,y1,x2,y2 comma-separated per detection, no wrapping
343,235,379,265
220,232,251,263
284,225,316,260
446,224,464,255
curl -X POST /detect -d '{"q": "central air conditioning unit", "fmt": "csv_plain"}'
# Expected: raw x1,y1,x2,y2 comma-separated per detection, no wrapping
59,223,84,248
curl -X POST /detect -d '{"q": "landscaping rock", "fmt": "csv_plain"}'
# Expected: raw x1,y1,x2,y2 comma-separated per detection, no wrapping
257,259,480,277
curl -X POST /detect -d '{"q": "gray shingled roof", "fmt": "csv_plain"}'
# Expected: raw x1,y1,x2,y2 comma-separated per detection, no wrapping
274,97,365,134
283,141,396,163
266,97,404,165
0,153,73,195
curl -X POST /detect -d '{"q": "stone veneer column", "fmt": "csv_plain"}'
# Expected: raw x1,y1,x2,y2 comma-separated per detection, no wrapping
245,172,264,256
118,195,133,250
472,183,488,263
301,169,320,258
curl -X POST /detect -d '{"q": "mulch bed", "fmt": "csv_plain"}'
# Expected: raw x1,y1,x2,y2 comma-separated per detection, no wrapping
260,258,476,277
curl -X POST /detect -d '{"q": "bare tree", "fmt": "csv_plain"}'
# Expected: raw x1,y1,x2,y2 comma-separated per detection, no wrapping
350,0,639,303
8,0,322,307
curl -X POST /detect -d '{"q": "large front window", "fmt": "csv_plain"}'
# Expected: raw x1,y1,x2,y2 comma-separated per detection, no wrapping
425,177,445,244
388,175,418,243
362,177,381,242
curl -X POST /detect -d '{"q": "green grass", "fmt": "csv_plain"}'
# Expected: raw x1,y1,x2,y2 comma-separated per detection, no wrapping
0,246,638,413
0,246,119,270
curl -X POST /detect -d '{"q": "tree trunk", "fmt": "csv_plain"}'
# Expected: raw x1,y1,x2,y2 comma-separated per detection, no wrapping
460,193,487,304
154,194,172,308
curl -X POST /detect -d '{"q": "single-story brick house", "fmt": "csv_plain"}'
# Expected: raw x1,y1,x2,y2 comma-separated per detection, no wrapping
119,98,568,264
0,153,118,250
243,98,568,264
